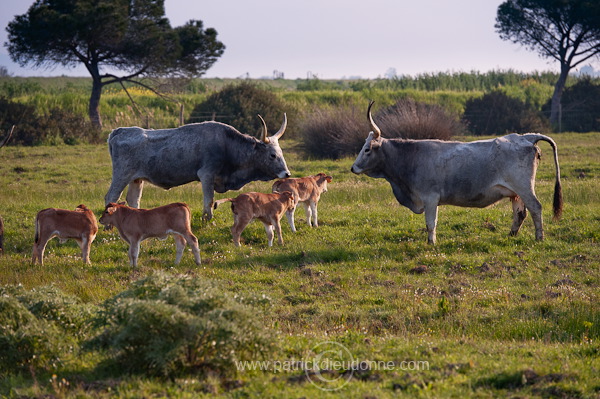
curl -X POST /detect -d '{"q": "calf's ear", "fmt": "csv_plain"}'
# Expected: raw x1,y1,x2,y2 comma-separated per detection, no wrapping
326,176,333,182
107,206,117,215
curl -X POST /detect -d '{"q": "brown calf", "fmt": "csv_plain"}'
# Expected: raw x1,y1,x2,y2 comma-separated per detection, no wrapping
32,204,98,265
99,202,201,268
214,191,295,247
272,173,333,232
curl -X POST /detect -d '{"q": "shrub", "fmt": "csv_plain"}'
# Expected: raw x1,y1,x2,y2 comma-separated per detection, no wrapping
0,97,99,145
0,285,91,375
85,272,273,378
462,90,549,135
187,82,296,138
300,105,367,159
376,98,465,141
300,99,463,159
542,77,600,132
0,285,95,338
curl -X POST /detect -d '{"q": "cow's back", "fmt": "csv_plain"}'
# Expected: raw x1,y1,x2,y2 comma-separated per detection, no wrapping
108,123,260,190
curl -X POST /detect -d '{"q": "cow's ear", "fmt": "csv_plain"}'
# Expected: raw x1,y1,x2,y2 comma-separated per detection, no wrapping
107,206,117,215
118,201,126,205
326,176,333,182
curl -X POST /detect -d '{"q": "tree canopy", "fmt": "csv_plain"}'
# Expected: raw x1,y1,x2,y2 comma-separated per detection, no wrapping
495,0,600,128
5,0,225,128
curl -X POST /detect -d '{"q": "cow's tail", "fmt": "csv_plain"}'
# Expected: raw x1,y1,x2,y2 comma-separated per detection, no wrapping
527,134,563,220
213,198,233,210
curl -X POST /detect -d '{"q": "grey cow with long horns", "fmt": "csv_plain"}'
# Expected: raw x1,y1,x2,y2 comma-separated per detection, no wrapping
105,115,291,220
351,101,563,244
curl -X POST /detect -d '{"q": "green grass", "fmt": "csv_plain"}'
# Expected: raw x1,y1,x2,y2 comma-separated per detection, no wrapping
1,133,599,398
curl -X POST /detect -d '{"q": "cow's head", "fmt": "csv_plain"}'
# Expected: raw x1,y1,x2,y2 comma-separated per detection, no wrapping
256,114,291,179
99,202,124,230
351,101,384,175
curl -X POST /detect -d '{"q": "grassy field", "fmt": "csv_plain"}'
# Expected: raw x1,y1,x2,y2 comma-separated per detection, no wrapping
0,133,599,398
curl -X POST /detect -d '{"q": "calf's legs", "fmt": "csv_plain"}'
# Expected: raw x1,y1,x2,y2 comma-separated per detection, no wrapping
174,233,201,265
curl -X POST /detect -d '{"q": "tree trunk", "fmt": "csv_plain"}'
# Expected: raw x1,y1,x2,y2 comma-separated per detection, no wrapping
89,77,103,129
549,64,570,130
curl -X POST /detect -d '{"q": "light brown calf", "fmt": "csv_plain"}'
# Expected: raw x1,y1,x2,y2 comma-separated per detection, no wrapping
214,191,295,247
272,173,333,232
32,204,98,265
99,202,201,268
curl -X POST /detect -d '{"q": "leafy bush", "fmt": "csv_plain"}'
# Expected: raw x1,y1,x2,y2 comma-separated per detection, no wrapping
543,77,600,132
0,97,100,145
300,99,463,159
85,272,272,378
462,90,550,135
0,285,91,375
187,82,296,138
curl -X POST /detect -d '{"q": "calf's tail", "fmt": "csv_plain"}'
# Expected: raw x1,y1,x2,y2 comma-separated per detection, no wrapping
213,198,233,210
34,214,40,244
528,134,563,220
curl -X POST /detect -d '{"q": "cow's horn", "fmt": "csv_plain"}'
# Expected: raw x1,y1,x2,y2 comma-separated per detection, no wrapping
272,113,287,141
258,114,269,143
367,100,381,139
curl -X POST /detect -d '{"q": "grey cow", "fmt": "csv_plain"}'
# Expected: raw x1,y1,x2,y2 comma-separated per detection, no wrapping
351,101,563,244
105,115,291,220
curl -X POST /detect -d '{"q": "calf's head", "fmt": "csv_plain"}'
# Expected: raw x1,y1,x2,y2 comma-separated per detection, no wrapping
99,202,124,230
315,173,333,193
256,114,291,179
351,101,384,175
278,191,295,211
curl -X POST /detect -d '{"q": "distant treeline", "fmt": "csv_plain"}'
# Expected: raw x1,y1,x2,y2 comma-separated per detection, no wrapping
0,70,599,144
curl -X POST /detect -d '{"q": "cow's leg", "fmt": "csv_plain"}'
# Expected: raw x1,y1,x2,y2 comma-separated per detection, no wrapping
231,215,251,247
310,201,319,227
200,178,215,221
509,196,528,236
519,192,544,240
32,235,50,265
73,235,93,264
126,179,144,208
424,203,439,245
32,239,43,264
302,202,312,226
173,234,186,264
286,207,297,233
273,219,284,245
105,176,131,205
183,232,201,265
82,234,95,264
128,240,141,267
263,223,275,247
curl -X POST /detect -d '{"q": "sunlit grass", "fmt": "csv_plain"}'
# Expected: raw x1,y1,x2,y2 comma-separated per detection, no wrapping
0,134,599,397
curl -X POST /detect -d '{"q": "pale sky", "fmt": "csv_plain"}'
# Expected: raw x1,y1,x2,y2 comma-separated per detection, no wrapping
1,0,597,79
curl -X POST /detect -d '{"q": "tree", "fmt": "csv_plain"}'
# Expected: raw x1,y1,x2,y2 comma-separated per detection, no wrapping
495,0,600,128
5,0,225,128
